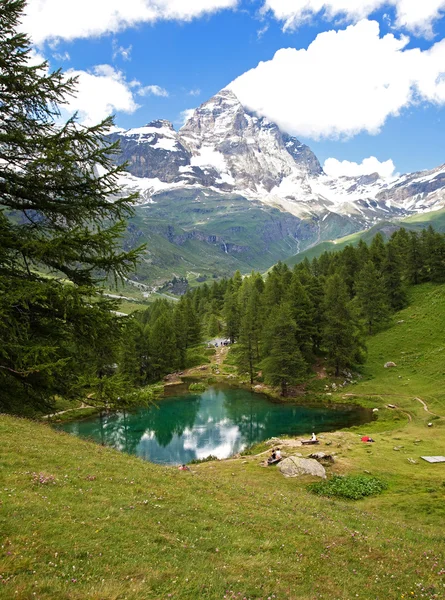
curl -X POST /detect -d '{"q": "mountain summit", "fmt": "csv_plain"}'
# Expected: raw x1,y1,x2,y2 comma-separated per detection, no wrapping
110,89,445,223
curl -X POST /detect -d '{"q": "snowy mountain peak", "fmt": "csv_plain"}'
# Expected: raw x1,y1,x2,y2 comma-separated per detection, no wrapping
110,88,445,223
178,89,322,193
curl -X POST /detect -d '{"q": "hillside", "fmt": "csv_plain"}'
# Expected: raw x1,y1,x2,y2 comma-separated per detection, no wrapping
284,208,445,267
1,283,445,599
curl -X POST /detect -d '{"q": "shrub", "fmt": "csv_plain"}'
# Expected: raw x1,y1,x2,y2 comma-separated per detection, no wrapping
188,382,207,392
309,474,387,500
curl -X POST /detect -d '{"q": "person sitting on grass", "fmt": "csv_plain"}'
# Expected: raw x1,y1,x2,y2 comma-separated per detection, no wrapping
178,464,190,471
311,432,317,442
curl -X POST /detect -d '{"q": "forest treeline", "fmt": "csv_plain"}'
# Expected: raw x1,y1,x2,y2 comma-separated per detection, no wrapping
120,226,445,396
3,1,445,414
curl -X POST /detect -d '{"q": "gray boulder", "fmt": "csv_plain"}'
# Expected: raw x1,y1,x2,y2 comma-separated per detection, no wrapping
384,362,397,368
278,456,326,479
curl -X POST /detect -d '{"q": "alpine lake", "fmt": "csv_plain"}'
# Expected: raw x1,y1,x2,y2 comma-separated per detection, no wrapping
57,384,373,465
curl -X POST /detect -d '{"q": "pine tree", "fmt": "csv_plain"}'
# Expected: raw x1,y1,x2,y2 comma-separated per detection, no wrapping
322,274,365,376
237,288,263,383
406,231,424,285
369,233,386,271
354,261,390,334
262,304,307,396
0,0,142,413
287,274,315,360
223,287,240,343
382,241,407,311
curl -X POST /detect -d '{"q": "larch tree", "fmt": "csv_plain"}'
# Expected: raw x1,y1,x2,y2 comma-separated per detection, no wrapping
261,303,307,397
0,0,143,414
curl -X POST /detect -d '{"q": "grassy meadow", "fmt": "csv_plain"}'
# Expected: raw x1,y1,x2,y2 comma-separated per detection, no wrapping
1,283,445,599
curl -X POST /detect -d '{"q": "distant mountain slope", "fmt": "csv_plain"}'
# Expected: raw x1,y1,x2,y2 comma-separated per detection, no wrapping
283,208,445,267
107,89,445,288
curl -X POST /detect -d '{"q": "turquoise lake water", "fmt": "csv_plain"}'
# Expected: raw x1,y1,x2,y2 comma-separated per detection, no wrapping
58,386,372,465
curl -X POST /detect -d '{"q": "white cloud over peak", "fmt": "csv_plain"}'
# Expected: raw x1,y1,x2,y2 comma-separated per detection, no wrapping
229,20,445,139
324,156,397,178
262,0,445,37
64,64,140,125
179,108,196,125
23,0,239,44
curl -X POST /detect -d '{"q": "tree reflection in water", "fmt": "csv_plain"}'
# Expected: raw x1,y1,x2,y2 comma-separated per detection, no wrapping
58,386,372,465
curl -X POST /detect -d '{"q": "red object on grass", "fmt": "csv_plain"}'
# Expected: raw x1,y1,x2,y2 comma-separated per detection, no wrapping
361,436,371,442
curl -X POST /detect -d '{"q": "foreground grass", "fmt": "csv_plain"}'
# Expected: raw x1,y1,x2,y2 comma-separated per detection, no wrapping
1,283,445,599
1,415,445,600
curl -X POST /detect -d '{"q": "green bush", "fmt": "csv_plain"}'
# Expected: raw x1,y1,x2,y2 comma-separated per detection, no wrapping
309,475,387,500
188,382,207,392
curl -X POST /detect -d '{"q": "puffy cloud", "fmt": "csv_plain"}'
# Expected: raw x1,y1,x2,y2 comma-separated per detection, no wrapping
23,0,239,44
189,88,202,96
64,64,140,125
229,20,445,139
262,0,445,37
137,84,169,97
324,156,397,178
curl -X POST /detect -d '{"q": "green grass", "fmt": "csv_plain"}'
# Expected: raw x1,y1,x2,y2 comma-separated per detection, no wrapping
2,283,445,599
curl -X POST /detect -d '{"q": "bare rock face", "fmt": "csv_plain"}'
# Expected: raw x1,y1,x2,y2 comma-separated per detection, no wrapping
179,89,322,194
278,456,326,479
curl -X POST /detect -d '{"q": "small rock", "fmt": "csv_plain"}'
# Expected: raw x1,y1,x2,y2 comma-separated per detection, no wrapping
428,422,433,427
397,320,405,324
384,362,397,368
387,404,396,409
407,458,418,464
372,408,379,413
309,452,335,464
393,446,403,451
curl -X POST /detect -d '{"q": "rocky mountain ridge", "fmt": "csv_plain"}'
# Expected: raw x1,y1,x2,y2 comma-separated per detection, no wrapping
111,88,445,225
107,89,445,288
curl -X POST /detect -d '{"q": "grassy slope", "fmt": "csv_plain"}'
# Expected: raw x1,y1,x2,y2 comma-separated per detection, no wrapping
1,284,445,600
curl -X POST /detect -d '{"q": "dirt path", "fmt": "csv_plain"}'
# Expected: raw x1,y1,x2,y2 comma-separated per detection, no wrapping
215,345,229,366
414,397,439,416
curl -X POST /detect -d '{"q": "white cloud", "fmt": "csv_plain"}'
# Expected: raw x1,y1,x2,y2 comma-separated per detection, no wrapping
137,84,169,97
324,156,397,178
112,41,132,61
189,88,202,96
229,20,445,139
64,64,140,125
262,0,445,37
53,51,71,62
179,108,196,125
23,0,239,44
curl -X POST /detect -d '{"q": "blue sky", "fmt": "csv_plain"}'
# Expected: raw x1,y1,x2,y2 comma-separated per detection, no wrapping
23,0,445,177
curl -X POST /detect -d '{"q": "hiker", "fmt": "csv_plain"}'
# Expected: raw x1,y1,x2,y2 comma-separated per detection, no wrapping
311,432,317,442
178,464,190,471
267,450,277,464
361,436,375,443
275,448,282,460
